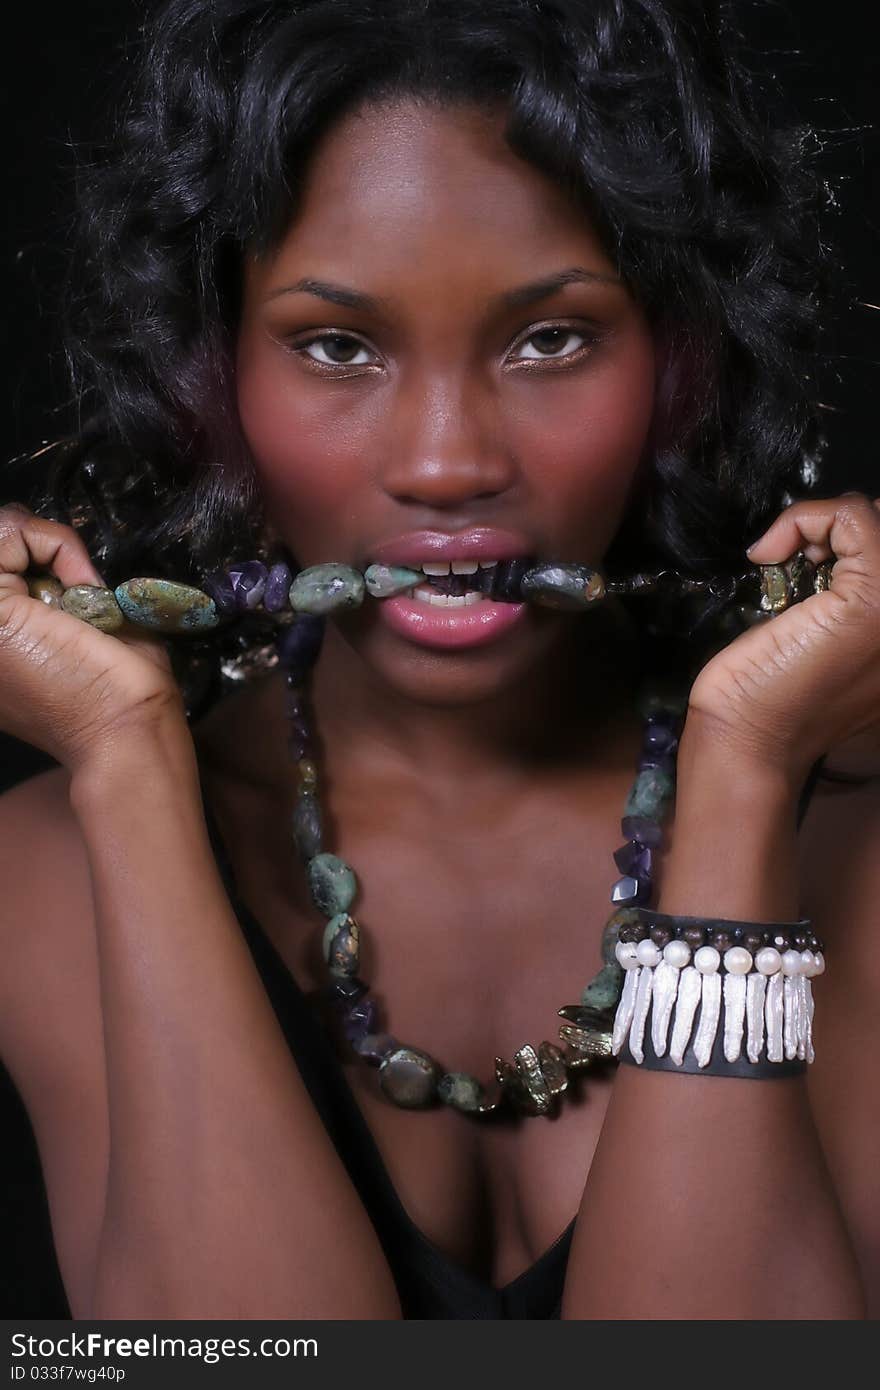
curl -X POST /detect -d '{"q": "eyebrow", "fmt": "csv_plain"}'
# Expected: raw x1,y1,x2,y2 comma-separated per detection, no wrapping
263,266,622,312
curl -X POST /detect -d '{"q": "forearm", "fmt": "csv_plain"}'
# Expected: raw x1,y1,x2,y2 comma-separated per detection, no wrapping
70,715,399,1320
563,721,865,1320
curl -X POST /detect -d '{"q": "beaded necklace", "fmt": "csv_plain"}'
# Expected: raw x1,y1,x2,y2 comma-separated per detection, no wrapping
279,610,687,1117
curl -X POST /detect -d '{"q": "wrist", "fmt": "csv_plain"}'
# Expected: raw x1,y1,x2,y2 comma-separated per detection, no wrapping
678,706,813,794
69,707,199,818
658,715,802,922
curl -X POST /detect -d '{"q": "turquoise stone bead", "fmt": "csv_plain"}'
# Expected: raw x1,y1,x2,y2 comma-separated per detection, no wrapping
601,907,641,965
581,962,624,1011
623,766,674,820
61,585,125,633
288,563,365,615
114,578,220,633
519,562,605,610
322,913,360,977
437,1072,485,1112
308,852,357,916
364,563,422,598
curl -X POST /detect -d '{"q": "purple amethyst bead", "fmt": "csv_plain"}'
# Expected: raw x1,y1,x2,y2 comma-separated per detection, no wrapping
228,560,268,610
621,815,663,847
275,615,325,675
342,998,379,1042
327,976,368,1007
264,562,294,612
203,569,238,616
611,874,652,905
613,841,653,877
353,1032,400,1066
643,722,678,754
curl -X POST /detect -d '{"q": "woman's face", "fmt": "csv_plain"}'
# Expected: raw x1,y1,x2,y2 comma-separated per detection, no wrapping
236,98,657,705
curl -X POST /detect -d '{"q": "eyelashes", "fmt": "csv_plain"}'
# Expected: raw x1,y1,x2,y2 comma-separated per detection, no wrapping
284,322,603,375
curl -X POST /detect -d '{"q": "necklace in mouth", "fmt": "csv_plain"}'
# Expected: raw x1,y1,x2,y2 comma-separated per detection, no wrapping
38,551,831,635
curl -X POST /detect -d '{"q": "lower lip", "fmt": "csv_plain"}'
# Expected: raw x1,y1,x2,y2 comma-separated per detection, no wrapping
377,593,528,649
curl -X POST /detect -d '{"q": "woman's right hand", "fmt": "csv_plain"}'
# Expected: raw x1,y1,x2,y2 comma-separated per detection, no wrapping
0,502,186,773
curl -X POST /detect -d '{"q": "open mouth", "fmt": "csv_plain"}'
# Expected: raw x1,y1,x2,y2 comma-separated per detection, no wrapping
401,557,535,605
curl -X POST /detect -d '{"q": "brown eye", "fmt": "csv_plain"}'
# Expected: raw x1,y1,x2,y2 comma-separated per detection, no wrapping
295,333,375,367
512,326,593,361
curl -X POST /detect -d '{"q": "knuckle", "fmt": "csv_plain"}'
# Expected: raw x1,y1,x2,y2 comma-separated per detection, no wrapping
835,496,873,526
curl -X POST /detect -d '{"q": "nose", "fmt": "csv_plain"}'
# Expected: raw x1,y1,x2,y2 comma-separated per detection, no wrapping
378,372,517,509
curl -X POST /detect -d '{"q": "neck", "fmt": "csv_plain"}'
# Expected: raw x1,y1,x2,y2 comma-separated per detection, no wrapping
307,601,645,799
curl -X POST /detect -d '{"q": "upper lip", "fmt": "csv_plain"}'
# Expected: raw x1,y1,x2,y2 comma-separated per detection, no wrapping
367,528,536,568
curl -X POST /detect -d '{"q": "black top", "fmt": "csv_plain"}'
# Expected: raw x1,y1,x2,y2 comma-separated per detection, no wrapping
197,753,827,1320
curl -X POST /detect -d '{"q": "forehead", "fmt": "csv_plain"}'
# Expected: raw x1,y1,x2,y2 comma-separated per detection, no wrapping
245,97,617,289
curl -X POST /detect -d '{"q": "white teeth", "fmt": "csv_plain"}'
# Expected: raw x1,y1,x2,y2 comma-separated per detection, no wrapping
413,586,483,607
419,558,500,573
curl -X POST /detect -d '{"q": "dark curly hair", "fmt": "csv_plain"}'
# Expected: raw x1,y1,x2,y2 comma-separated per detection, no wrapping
25,0,835,710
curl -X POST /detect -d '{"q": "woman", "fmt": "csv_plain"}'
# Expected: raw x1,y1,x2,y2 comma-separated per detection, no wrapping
0,0,878,1320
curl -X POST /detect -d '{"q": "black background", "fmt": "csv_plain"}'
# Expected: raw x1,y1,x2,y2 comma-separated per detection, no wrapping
2,0,879,1317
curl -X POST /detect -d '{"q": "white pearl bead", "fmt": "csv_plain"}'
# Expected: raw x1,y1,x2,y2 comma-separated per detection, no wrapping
800,949,817,977
615,941,640,970
636,938,662,968
694,945,721,974
663,939,691,968
781,949,803,977
723,946,753,976
755,947,782,976
813,951,826,976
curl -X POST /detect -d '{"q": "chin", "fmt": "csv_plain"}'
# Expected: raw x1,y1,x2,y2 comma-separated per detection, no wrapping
336,604,568,708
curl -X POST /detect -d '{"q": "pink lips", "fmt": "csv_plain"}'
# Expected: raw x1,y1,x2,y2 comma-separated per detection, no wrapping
378,593,528,650
366,527,534,650
367,526,534,568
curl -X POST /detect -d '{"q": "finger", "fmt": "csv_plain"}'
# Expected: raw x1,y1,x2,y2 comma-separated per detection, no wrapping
745,493,880,570
0,507,106,590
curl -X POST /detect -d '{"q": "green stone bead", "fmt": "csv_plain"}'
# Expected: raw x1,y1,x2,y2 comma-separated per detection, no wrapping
601,907,641,965
580,962,624,1011
322,913,360,977
624,766,674,820
308,852,357,915
379,1047,440,1108
60,585,125,633
519,562,606,611
26,575,64,608
288,563,365,615
114,578,219,633
364,563,422,598
292,792,322,862
437,1072,485,1112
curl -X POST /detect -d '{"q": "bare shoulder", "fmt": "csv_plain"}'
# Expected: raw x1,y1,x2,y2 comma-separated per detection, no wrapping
0,764,108,1317
797,765,880,1315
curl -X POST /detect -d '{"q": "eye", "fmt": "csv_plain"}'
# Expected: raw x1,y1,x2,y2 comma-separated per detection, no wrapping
291,332,378,369
509,324,599,365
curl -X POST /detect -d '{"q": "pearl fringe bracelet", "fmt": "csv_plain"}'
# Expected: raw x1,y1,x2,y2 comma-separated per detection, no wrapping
612,910,825,1074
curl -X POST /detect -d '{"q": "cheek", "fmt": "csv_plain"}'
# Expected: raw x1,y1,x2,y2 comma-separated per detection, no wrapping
516,331,656,544
235,332,365,549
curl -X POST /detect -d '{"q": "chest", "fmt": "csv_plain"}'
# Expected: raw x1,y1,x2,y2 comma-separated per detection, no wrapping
199,749,849,1290
201,755,681,1285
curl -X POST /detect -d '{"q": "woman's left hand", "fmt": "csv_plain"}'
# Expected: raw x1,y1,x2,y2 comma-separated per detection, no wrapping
685,491,880,783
